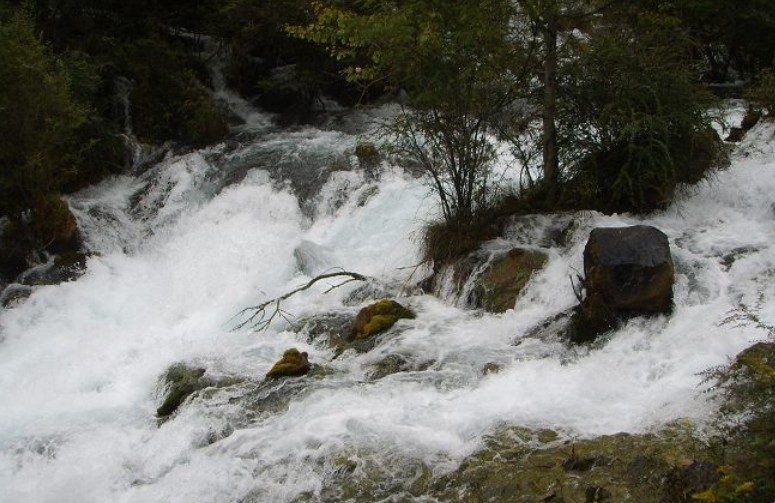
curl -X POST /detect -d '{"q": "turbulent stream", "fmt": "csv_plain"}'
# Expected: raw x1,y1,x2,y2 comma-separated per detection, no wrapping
1,95,775,502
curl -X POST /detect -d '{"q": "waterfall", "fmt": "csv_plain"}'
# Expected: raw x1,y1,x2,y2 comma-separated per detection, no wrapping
0,87,772,503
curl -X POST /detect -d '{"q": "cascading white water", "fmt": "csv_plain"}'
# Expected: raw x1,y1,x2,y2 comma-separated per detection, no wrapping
2,99,775,503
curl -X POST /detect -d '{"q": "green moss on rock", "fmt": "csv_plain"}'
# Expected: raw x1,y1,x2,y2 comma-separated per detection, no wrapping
469,248,548,313
266,348,311,379
352,299,415,338
157,364,207,417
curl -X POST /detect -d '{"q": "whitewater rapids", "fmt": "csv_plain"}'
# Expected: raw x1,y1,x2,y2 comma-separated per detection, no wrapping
1,103,774,502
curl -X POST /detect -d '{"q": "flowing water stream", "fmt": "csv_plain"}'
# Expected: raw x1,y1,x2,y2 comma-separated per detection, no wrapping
1,96,774,502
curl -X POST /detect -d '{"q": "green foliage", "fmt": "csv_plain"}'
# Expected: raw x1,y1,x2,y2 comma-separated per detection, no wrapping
113,35,227,145
0,6,86,217
660,0,775,82
294,0,531,224
704,304,775,502
421,211,500,266
745,70,775,118
561,6,723,214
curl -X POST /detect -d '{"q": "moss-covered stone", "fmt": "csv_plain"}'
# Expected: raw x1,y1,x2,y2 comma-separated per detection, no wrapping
352,299,415,338
156,363,243,419
469,248,548,313
156,364,208,418
354,142,380,168
265,348,311,379
431,423,711,503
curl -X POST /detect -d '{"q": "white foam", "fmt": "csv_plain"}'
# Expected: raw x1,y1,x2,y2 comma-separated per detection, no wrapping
2,115,775,503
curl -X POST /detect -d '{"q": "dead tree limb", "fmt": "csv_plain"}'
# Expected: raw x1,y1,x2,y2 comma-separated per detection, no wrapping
231,271,368,332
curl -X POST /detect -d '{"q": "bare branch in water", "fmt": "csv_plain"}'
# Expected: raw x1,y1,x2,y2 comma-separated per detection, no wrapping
231,271,368,332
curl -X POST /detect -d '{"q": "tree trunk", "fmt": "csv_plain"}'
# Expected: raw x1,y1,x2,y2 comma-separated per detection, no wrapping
542,14,559,189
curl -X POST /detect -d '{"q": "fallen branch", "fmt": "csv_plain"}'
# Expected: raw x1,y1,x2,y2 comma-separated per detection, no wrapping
232,270,368,332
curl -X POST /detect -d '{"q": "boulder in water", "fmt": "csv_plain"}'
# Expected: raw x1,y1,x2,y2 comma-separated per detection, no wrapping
266,348,311,379
156,364,242,419
573,225,674,343
157,364,209,418
468,248,547,313
352,299,416,338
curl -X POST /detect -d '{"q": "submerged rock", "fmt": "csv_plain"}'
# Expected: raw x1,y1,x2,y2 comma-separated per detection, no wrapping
157,364,208,418
265,348,311,379
430,424,709,503
156,363,242,419
468,248,547,313
423,246,547,312
352,299,416,338
288,424,710,503
365,353,434,380
573,225,674,343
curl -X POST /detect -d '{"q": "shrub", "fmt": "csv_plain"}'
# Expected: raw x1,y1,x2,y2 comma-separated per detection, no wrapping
0,7,85,217
745,69,775,117
561,8,724,214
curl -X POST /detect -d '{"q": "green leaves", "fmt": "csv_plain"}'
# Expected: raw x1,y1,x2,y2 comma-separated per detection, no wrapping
0,6,86,215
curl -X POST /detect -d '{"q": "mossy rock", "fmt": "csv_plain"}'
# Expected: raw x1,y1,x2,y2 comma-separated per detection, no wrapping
157,364,208,417
352,299,416,338
31,193,80,253
354,142,380,168
156,363,243,419
468,248,548,313
281,423,716,503
431,423,711,503
265,348,311,379
293,313,354,353
365,353,434,380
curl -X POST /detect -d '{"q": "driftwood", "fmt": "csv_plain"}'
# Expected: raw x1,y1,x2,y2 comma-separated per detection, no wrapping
232,271,368,332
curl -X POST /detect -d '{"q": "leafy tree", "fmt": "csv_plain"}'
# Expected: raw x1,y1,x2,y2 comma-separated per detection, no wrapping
652,0,775,82
560,4,722,213
293,0,532,224
0,6,85,218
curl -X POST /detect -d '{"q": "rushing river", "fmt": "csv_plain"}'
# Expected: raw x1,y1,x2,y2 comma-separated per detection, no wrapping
1,99,774,502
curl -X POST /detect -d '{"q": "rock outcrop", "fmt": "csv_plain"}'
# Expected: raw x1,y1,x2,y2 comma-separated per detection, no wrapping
573,225,674,343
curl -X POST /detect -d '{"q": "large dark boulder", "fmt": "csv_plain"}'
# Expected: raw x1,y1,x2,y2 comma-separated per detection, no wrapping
573,225,674,343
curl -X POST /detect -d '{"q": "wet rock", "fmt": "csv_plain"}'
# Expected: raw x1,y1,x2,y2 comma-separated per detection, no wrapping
265,348,311,379
294,313,354,353
573,225,674,343
352,299,416,338
157,364,208,418
468,248,547,313
429,424,707,503
20,252,89,286
0,283,33,307
293,309,414,356
240,364,337,418
365,354,434,380
482,362,503,375
367,354,409,380
156,363,242,419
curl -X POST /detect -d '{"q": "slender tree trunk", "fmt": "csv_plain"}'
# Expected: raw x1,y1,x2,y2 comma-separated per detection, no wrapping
542,13,559,189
